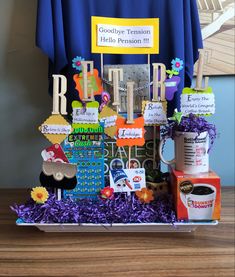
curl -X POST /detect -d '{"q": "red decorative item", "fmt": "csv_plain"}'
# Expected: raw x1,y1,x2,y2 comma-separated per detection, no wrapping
100,187,114,200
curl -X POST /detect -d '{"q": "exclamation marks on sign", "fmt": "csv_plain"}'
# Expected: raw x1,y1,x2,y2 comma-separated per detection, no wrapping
143,38,149,44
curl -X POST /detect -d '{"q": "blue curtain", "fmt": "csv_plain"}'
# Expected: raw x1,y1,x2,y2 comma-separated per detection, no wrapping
36,0,202,115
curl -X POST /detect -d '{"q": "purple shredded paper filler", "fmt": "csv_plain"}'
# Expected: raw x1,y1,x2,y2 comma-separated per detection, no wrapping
11,193,177,224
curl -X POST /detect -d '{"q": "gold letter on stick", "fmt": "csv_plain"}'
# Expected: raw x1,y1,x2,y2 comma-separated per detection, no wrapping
108,68,123,107
81,61,94,101
152,63,166,102
52,74,67,115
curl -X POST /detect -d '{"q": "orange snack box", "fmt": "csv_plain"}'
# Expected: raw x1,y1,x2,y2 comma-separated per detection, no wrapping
169,166,221,221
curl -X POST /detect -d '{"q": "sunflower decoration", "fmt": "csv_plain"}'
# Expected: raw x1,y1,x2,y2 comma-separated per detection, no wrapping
72,56,85,71
31,187,49,204
135,188,154,204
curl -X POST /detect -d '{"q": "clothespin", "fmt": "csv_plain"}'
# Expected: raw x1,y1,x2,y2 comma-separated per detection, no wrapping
126,81,135,124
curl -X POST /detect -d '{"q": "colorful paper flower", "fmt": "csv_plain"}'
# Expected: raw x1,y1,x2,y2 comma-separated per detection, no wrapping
99,91,111,111
100,187,114,200
135,188,154,204
72,56,85,71
101,91,111,103
171,58,184,72
168,109,183,124
31,187,49,204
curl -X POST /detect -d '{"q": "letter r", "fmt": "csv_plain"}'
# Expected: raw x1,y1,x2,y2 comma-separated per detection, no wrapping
52,75,67,115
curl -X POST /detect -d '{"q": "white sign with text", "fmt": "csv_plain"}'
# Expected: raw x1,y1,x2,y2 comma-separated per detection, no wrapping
41,124,72,135
100,115,117,128
181,93,215,115
118,128,143,139
143,102,167,125
110,168,146,193
97,24,153,48
73,107,98,124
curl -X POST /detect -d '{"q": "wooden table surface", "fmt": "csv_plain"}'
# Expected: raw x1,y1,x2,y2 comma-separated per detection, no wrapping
0,188,234,277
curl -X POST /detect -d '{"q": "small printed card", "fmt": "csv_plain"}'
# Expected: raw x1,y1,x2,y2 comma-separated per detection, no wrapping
142,101,167,126
101,115,117,127
40,124,72,134
116,117,145,147
39,114,72,144
181,87,215,116
73,108,98,124
41,144,69,163
72,101,99,128
109,168,146,193
99,106,120,138
118,128,142,139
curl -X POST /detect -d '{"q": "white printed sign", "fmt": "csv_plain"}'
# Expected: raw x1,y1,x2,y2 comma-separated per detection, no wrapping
118,128,143,139
41,124,71,134
73,107,98,124
181,93,215,115
109,168,146,193
97,24,153,48
143,102,167,125
100,115,117,128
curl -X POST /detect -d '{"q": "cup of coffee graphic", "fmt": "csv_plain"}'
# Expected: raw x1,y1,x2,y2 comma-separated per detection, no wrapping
180,183,216,220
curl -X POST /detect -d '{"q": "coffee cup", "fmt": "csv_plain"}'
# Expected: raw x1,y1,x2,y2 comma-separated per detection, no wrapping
159,131,209,174
180,183,216,220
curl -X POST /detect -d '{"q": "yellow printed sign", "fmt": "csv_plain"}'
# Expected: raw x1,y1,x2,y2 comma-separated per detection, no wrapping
91,16,159,54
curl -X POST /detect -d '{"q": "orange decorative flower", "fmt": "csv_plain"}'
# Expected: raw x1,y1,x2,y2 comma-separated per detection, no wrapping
135,188,154,203
100,187,114,200
31,186,49,204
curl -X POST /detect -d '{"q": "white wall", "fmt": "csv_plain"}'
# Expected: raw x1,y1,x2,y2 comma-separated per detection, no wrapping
0,0,51,188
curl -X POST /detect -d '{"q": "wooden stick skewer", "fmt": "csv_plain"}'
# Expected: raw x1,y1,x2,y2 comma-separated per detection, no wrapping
100,54,104,79
128,146,131,169
152,63,166,169
126,81,135,170
56,188,61,201
126,82,135,124
147,54,150,65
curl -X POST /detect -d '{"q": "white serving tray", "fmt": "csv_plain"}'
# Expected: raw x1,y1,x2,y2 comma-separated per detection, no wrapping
16,221,218,232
